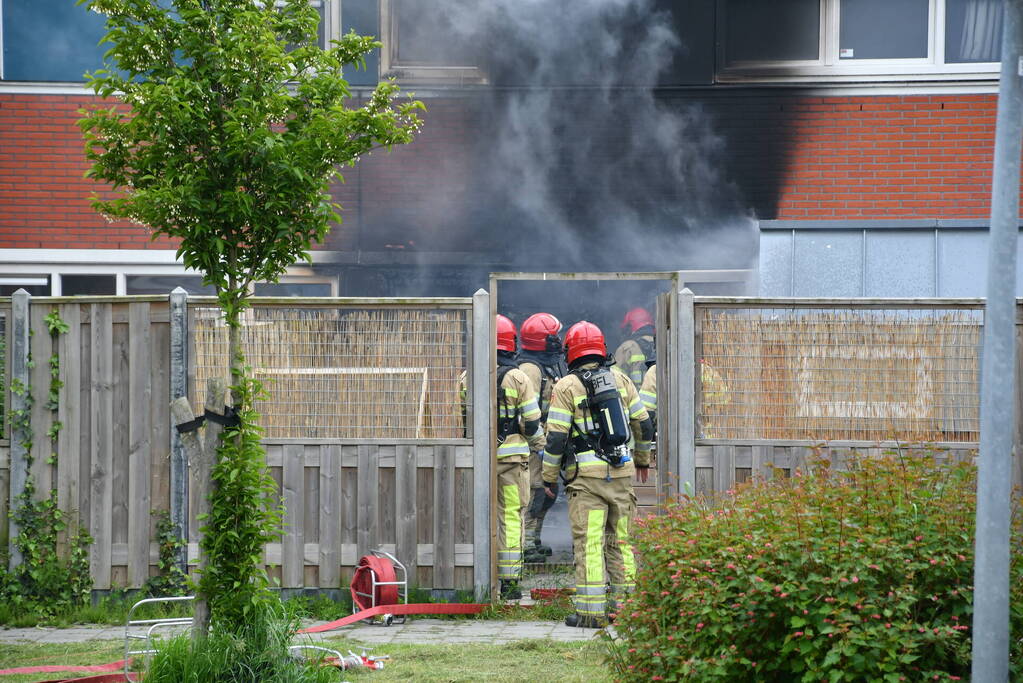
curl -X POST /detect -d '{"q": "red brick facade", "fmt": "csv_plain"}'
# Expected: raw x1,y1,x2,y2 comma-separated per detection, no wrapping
0,91,1006,252
718,93,999,220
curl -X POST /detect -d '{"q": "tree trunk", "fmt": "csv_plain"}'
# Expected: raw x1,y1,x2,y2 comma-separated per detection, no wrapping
185,377,230,640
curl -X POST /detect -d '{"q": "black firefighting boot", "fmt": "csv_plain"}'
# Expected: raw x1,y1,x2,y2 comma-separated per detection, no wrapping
499,580,522,600
523,539,551,564
564,612,607,629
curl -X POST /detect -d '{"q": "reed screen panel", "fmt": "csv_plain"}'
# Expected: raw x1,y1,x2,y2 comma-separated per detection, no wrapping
191,305,468,439
698,307,982,443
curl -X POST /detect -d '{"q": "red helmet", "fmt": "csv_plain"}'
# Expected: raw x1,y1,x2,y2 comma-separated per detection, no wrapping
520,312,563,352
621,307,654,334
496,314,517,352
564,321,606,365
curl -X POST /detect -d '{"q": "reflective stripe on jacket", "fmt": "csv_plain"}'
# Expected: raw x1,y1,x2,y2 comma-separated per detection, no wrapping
497,367,545,460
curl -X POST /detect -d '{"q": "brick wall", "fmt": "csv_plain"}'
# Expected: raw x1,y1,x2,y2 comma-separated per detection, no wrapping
710,93,999,220
0,94,178,249
0,91,1006,252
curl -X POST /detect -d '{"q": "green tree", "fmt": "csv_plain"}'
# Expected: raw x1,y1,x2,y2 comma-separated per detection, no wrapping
77,0,422,636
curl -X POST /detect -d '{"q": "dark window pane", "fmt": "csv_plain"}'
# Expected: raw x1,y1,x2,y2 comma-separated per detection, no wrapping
125,275,214,295
62,275,116,296
0,275,48,296
839,0,928,60
725,0,820,63
2,0,108,81
342,0,379,85
254,282,332,296
945,0,1001,63
393,0,479,66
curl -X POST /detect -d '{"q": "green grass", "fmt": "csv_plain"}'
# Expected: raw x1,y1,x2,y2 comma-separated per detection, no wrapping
292,637,612,682
0,593,193,628
0,641,124,683
0,636,612,683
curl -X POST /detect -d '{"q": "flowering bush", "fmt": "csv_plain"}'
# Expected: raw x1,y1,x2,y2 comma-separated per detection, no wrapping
610,451,1023,681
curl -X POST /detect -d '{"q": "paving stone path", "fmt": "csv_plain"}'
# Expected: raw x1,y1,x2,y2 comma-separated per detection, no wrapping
0,619,603,646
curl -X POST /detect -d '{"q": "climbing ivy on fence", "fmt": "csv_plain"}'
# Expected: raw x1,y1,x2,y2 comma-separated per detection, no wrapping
144,510,189,598
0,309,92,617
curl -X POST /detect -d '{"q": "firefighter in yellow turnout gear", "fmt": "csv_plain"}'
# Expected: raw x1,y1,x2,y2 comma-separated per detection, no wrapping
495,315,545,600
613,307,655,386
640,363,657,427
542,321,653,628
517,313,565,563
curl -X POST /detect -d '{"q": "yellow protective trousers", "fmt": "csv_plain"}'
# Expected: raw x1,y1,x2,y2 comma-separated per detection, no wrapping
566,476,638,619
496,460,529,581
524,451,549,545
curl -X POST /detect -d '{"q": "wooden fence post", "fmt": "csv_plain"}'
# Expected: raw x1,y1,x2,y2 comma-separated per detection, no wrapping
676,287,696,493
7,289,29,571
169,287,189,575
471,289,491,600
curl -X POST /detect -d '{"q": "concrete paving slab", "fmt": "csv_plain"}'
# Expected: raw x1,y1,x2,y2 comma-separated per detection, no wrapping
0,619,606,646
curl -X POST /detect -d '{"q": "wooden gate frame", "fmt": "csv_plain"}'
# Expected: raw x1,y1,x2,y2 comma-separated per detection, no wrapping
485,271,748,596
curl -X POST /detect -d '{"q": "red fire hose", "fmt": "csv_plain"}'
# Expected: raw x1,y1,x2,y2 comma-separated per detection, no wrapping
1,554,489,677
0,659,137,680
298,552,487,634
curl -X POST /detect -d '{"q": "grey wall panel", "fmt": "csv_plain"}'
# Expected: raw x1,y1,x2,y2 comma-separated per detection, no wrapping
758,231,794,296
938,231,988,297
792,231,863,297
864,230,935,297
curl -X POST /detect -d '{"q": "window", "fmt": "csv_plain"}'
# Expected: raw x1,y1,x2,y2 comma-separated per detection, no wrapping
254,281,335,297
0,275,49,296
718,0,1001,82
378,0,486,84
1,0,340,83
61,275,116,296
1,0,108,82
125,275,215,296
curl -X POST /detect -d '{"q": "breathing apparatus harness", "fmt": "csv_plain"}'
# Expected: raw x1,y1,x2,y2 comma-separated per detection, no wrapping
633,331,656,366
496,356,523,444
517,349,565,421
559,361,631,484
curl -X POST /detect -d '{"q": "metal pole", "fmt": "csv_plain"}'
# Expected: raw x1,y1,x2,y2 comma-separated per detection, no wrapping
7,289,30,571
676,286,696,492
972,2,1023,679
471,289,492,600
168,287,190,576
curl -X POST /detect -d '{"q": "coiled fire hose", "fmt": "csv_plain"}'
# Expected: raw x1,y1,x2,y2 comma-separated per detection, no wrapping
298,553,487,634
0,554,488,678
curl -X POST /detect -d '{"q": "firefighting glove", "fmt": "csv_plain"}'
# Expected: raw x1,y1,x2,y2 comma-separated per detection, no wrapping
543,480,559,500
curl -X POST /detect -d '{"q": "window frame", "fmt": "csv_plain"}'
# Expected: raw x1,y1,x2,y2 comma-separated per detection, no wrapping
377,0,487,85
716,0,1000,83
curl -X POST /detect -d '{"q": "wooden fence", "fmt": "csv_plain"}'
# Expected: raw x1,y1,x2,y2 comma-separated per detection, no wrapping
1,291,1015,596
1,292,486,595
683,297,996,494
2,295,173,589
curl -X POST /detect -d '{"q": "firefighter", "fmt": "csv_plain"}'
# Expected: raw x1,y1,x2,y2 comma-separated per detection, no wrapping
541,321,653,628
517,312,566,564
640,360,657,432
494,314,546,600
613,307,655,386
